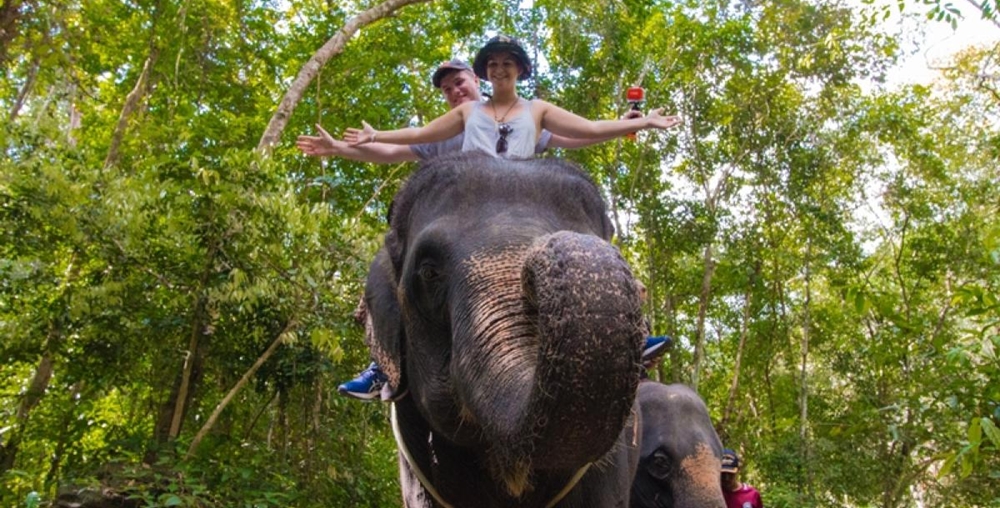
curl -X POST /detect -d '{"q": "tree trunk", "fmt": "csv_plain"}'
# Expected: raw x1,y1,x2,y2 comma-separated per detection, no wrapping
798,237,813,502
104,49,158,170
0,0,24,66
185,319,297,459
8,54,39,122
243,390,278,442
721,270,755,432
691,241,716,391
170,293,208,439
45,381,84,488
0,326,58,474
145,245,217,463
256,0,435,153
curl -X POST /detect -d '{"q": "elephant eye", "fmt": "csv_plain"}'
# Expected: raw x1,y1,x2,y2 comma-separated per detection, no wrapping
648,449,674,480
410,258,448,324
418,260,441,284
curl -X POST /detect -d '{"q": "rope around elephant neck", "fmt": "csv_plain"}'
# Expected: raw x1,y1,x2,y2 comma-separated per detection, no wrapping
545,462,592,508
391,402,454,508
389,402,592,508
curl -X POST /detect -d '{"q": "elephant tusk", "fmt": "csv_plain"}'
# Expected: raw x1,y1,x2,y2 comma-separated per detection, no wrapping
392,401,593,508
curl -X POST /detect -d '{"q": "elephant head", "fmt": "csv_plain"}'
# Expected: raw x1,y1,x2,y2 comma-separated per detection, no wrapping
630,382,727,508
364,152,645,507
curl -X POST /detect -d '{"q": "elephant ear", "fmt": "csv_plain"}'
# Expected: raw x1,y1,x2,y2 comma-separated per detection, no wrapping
364,248,407,400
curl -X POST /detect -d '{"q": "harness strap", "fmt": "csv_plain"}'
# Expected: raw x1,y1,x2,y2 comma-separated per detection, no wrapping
390,402,591,508
544,462,591,508
391,402,454,508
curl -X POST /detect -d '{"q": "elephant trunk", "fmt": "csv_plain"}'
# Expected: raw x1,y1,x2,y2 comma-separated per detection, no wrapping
457,231,644,496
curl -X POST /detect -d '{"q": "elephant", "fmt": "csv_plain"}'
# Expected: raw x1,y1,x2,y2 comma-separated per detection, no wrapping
630,381,727,508
363,152,647,507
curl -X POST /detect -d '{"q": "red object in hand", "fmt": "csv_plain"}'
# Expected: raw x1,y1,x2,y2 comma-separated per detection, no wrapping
626,86,645,103
626,86,645,140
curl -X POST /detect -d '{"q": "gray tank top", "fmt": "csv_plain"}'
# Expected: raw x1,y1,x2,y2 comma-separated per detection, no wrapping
462,99,537,159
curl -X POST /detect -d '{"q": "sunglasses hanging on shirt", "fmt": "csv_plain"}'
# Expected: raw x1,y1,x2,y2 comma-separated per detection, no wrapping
496,123,513,154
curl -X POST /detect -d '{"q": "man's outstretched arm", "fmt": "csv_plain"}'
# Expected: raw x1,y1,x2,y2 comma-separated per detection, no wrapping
297,124,419,164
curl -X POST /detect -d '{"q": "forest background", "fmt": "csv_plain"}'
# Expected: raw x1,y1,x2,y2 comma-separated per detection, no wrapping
1,0,998,506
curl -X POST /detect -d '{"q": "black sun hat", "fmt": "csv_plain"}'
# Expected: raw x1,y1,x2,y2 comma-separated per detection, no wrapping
472,35,533,82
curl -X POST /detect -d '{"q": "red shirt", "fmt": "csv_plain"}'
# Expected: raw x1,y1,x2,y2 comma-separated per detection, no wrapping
724,483,763,508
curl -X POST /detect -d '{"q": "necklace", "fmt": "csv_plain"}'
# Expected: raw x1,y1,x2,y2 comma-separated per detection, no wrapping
490,98,519,155
490,98,519,125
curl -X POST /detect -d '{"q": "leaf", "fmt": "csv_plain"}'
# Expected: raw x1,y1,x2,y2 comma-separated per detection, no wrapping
968,416,982,445
960,450,975,478
938,452,958,477
854,289,867,314
161,494,183,506
982,418,1000,448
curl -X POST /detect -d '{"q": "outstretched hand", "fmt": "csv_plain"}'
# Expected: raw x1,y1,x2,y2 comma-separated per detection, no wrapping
296,124,343,157
344,121,378,146
645,108,683,130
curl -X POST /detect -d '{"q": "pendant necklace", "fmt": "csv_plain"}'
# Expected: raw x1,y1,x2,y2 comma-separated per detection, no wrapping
491,98,518,128
491,98,518,155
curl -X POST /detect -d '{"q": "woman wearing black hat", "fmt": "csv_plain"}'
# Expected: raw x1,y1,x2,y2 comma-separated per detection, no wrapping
346,35,681,159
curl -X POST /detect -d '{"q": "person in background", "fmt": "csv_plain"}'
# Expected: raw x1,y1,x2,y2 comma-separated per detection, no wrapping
721,448,764,508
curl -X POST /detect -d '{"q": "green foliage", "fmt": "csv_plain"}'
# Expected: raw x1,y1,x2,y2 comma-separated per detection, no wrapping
2,0,999,506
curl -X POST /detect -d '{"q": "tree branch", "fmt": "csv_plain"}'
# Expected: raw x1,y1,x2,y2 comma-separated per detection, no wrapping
104,50,158,170
256,0,435,153
185,318,299,459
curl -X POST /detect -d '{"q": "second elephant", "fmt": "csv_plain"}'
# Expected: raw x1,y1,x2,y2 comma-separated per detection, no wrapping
631,381,727,508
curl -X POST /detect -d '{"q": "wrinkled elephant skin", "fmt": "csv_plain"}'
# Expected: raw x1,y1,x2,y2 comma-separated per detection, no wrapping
364,153,646,507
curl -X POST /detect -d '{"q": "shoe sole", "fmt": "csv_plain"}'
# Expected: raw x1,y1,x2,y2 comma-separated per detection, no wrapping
338,387,380,401
642,341,670,362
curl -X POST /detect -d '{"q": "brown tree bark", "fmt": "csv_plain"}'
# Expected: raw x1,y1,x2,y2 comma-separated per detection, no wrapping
691,241,716,391
44,381,84,487
256,0,435,153
104,50,158,170
0,0,24,66
8,54,38,122
169,293,208,439
721,267,757,431
145,245,217,464
0,326,59,474
798,236,813,501
185,319,298,459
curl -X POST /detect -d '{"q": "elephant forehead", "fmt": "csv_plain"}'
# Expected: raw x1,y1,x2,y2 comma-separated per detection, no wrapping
410,203,597,246
390,154,613,246
462,244,528,276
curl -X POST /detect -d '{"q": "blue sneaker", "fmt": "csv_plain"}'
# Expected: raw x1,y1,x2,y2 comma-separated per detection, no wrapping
642,336,672,362
338,362,388,401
